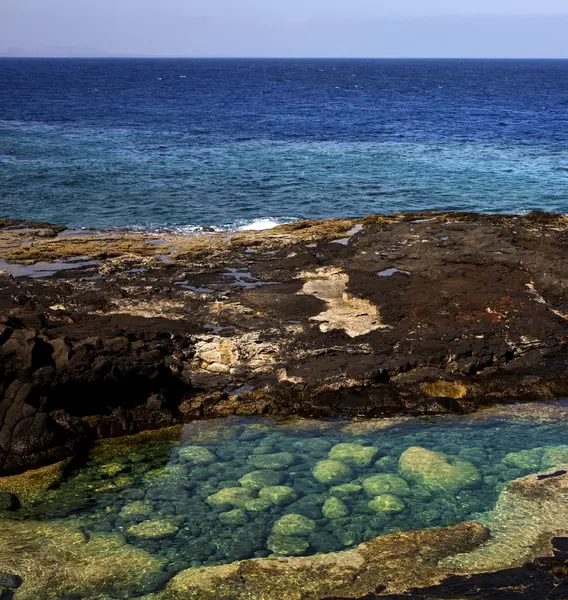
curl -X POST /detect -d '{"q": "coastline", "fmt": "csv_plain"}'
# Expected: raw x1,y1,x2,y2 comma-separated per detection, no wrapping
2,209,568,474
2,210,568,597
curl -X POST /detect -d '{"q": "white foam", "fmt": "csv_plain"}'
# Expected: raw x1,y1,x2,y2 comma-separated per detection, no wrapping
238,218,282,231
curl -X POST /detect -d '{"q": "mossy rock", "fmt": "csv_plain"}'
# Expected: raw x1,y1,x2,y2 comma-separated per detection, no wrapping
179,446,217,465
90,425,182,463
502,448,543,471
368,494,406,514
258,486,297,506
313,460,353,485
541,446,568,470
374,456,398,471
330,483,362,498
238,470,283,490
119,501,153,521
362,474,411,498
206,487,254,508
292,438,333,452
127,519,180,540
247,452,294,470
329,443,378,467
272,514,316,537
219,509,248,526
0,519,166,599
0,459,71,506
99,462,128,477
399,447,482,493
244,498,274,512
144,464,186,485
322,497,350,519
266,534,310,556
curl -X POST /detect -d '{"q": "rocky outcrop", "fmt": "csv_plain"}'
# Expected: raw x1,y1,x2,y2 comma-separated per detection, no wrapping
3,211,568,474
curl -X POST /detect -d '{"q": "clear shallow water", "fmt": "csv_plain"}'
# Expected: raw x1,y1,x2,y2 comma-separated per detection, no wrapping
15,415,568,576
1,59,567,229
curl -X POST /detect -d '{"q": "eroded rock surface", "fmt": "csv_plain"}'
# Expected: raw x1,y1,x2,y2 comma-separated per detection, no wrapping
3,211,568,473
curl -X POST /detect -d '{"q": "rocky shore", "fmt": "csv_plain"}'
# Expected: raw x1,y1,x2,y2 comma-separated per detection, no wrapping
2,210,568,475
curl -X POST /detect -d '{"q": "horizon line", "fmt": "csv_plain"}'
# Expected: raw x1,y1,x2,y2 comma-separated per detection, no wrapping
2,55,568,60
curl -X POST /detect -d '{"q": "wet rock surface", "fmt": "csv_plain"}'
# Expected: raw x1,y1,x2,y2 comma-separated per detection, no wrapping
2,211,568,474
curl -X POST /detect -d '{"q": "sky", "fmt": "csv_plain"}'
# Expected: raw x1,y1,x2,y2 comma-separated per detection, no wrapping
1,0,568,58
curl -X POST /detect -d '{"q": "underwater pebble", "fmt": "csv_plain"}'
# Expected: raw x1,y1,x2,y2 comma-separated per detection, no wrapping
312,459,354,484
368,494,406,514
272,514,316,536
258,486,297,506
329,443,378,466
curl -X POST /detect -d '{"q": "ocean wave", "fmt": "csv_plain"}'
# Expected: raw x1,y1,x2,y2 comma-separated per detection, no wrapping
136,217,299,236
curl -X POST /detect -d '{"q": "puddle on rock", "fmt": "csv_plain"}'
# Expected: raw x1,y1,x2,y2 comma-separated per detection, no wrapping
8,412,568,589
378,268,411,277
223,268,280,290
0,257,100,278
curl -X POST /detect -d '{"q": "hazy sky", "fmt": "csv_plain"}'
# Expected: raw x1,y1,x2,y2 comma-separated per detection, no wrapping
2,0,568,58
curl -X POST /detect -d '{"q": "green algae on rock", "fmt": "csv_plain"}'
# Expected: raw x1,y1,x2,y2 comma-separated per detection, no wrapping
502,448,543,471
219,509,248,526
328,443,378,466
322,497,350,519
247,452,294,470
178,446,217,465
266,534,311,556
312,459,354,484
0,459,71,506
206,487,254,508
238,470,283,490
0,519,166,600
127,519,180,540
368,494,406,514
362,474,411,497
272,514,316,537
120,500,154,521
244,498,274,512
258,486,297,506
399,447,482,493
330,483,363,498
159,521,489,600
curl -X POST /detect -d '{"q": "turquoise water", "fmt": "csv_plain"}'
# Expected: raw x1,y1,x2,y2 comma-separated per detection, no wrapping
16,415,568,576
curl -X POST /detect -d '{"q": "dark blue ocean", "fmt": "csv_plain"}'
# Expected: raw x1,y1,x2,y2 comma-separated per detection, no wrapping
1,58,567,230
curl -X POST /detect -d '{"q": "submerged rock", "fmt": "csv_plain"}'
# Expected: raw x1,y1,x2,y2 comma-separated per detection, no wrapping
244,498,274,512
330,483,363,498
206,487,254,508
162,521,489,599
266,534,311,556
367,494,406,514
312,460,354,485
127,519,180,541
238,470,283,490
0,519,166,599
292,438,333,452
258,486,297,506
502,448,543,471
119,501,154,521
247,453,294,470
219,509,248,526
399,447,482,493
272,514,316,537
540,445,568,469
328,443,378,466
322,497,350,519
179,446,216,465
362,474,411,497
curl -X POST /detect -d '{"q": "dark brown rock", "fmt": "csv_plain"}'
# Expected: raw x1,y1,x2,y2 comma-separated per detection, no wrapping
2,211,568,473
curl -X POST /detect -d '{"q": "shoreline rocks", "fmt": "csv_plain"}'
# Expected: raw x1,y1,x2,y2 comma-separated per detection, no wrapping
3,211,568,475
